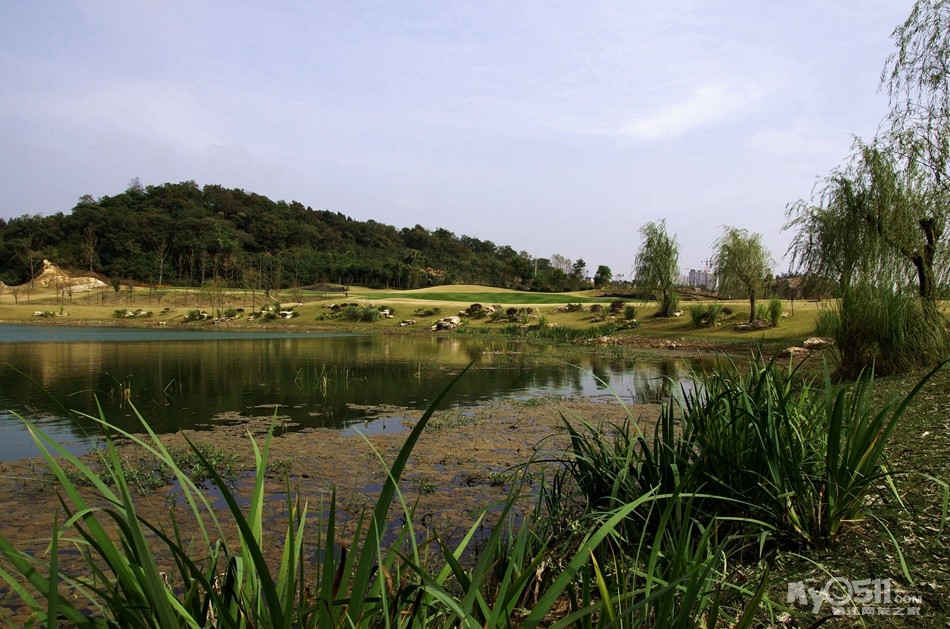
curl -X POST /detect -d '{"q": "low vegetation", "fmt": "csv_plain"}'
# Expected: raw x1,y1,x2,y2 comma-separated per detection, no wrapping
1,358,944,626
817,283,949,376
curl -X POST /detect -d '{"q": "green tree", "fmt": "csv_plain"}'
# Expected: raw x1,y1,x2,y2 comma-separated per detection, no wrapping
786,0,950,306
633,220,680,316
712,227,773,323
879,0,950,304
593,264,612,289
786,142,947,302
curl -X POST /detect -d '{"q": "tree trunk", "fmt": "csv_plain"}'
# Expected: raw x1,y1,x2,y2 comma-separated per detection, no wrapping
749,293,756,323
914,216,941,304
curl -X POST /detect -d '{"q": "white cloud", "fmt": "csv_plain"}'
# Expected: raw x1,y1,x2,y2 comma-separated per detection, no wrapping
621,82,763,141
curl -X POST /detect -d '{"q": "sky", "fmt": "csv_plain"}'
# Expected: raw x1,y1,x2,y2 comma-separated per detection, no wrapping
0,1,915,279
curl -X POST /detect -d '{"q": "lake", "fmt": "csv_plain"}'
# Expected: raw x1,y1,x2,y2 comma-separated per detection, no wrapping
0,325,703,461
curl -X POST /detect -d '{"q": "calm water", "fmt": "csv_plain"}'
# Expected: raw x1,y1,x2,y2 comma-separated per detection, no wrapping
0,325,702,461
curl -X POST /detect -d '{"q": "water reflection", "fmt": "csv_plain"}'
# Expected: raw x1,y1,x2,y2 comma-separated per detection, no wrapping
0,325,708,461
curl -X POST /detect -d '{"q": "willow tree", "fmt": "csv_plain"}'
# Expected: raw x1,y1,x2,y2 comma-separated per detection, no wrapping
633,220,679,317
786,0,950,306
712,227,773,323
880,0,950,303
786,142,948,303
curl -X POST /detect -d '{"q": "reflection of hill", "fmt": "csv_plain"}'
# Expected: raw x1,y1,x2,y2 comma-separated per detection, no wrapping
0,330,708,459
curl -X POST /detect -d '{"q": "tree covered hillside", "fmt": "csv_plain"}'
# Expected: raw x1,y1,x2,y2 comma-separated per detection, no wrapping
0,181,591,292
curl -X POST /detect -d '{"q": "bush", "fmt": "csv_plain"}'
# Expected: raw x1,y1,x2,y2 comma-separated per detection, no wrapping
413,306,441,317
566,303,583,312
609,300,625,313
817,283,949,376
688,303,724,328
112,309,127,319
465,303,485,318
340,304,382,322
489,308,507,322
623,304,637,320
767,297,783,326
688,305,706,327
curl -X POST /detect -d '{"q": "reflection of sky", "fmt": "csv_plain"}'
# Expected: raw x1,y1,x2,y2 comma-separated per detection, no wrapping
0,325,708,461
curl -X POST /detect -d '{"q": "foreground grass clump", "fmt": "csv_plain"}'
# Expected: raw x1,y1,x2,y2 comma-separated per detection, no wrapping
563,357,946,551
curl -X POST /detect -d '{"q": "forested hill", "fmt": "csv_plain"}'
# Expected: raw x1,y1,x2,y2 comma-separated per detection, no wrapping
0,181,593,291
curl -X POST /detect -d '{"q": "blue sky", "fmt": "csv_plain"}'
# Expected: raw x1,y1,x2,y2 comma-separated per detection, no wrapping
0,1,912,277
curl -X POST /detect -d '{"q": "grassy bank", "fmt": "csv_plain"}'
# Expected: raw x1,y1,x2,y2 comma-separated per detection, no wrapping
0,282,824,353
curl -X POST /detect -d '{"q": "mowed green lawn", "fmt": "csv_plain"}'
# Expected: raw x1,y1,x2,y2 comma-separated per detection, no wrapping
354,285,604,304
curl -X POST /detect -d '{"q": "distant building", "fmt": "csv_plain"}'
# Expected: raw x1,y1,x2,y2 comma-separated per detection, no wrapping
687,269,714,289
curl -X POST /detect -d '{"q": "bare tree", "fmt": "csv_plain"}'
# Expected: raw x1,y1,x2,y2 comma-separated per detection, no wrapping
82,226,98,273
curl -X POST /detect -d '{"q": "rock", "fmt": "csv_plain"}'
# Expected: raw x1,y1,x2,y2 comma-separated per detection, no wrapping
431,316,463,331
399,319,416,327
736,319,770,331
672,310,683,317
803,336,834,351
779,346,810,358
25,259,108,292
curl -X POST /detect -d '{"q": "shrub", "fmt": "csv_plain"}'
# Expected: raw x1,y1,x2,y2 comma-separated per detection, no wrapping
688,305,707,327
623,304,637,320
817,283,949,376
688,304,724,328
767,297,783,326
609,300,625,313
465,303,485,318
112,309,127,319
566,302,583,312
413,306,441,317
489,308,507,322
707,303,724,323
340,304,382,322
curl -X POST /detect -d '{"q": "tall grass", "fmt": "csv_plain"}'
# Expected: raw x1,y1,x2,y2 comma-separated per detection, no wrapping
817,283,949,376
688,303,724,328
561,357,946,549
